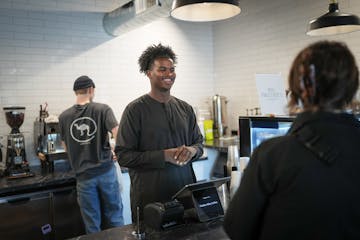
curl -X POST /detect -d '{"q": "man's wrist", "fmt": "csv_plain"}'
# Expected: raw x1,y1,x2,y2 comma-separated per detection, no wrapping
189,146,197,158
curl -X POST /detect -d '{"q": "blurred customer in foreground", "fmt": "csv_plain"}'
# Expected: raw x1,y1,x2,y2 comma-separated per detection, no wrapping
59,76,124,234
115,43,203,229
224,41,360,240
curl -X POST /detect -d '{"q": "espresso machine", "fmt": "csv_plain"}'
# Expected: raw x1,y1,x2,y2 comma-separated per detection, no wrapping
3,106,34,179
34,105,67,172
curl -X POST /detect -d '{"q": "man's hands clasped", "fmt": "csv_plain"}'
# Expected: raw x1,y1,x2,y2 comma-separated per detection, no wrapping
164,145,197,166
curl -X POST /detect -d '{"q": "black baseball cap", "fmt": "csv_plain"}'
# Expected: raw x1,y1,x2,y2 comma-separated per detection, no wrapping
73,75,95,91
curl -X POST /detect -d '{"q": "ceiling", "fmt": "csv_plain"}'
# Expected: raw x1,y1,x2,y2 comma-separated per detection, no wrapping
0,0,132,13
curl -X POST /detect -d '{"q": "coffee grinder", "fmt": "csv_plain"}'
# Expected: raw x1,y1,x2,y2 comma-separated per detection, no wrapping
3,107,34,179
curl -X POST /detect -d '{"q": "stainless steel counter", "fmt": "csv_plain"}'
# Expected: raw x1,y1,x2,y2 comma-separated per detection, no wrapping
203,137,239,178
203,136,239,152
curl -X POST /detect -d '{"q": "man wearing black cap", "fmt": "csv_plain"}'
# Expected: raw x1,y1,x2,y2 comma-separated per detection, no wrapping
59,75,124,234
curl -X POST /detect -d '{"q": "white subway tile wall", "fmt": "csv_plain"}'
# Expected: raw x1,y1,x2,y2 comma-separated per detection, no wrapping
1,0,360,165
0,3,214,165
213,0,360,129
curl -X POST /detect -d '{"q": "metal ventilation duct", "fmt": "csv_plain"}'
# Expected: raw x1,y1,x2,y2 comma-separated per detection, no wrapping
103,0,173,36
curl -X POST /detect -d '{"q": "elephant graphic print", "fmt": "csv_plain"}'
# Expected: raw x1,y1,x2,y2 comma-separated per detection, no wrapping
70,117,97,144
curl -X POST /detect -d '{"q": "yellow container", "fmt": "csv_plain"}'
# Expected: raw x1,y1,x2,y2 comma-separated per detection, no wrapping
203,119,214,140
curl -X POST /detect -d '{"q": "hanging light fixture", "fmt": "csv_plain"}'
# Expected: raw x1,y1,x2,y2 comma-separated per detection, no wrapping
170,0,241,22
307,0,360,36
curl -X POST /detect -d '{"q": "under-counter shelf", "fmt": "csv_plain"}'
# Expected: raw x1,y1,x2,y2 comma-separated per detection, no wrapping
51,186,85,240
0,190,51,240
0,186,85,240
0,162,85,240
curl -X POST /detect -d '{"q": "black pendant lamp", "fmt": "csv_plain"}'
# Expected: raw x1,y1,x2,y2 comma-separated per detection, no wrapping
307,0,360,36
170,0,241,22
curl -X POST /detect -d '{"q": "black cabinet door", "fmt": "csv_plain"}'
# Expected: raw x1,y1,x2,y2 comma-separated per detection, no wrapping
0,191,52,240
52,187,85,240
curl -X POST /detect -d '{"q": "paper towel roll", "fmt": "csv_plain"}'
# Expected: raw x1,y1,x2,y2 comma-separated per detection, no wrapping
239,157,250,172
230,166,241,199
226,145,239,176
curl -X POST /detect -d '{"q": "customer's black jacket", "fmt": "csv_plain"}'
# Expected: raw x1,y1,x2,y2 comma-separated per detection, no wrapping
224,111,360,240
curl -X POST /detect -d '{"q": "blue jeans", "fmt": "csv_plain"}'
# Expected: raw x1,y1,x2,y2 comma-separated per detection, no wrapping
76,164,124,234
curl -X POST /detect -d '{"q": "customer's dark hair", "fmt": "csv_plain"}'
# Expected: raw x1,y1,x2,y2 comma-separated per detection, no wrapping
288,41,359,113
138,43,177,74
